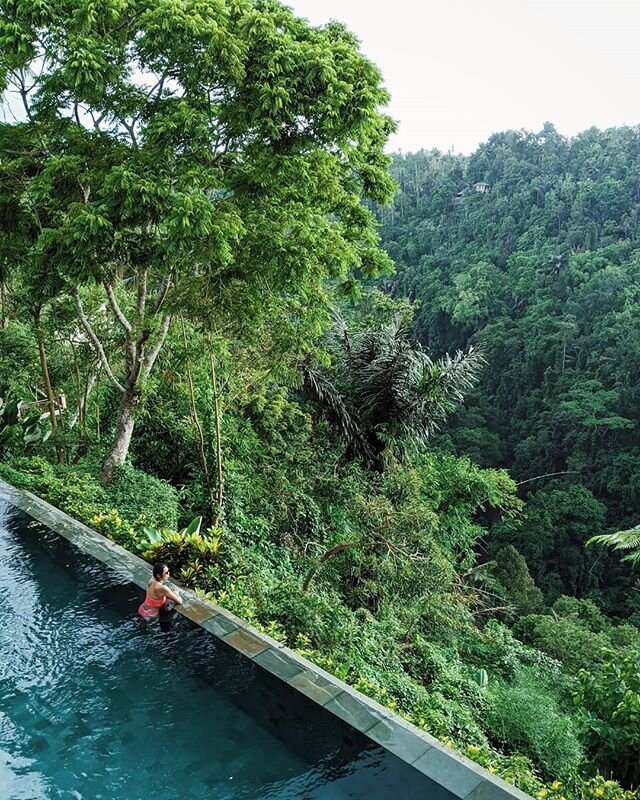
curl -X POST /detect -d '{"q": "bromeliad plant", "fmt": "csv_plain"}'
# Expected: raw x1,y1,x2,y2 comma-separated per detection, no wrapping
141,516,224,591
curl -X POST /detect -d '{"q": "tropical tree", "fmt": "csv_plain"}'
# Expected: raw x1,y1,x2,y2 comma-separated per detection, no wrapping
305,315,484,469
0,0,396,481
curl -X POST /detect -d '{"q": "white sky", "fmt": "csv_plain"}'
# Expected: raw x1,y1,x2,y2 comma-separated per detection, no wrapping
287,0,640,154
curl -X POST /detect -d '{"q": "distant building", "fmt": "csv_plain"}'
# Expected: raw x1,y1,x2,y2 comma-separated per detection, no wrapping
452,182,490,205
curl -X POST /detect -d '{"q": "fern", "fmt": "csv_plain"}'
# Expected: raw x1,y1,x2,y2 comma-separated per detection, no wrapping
587,525,640,564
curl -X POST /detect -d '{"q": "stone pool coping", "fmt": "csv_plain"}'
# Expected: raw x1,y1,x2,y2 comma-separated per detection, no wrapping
0,478,532,800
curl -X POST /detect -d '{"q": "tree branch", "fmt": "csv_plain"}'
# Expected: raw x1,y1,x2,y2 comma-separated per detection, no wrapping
302,540,361,593
152,274,171,314
14,70,33,121
121,118,138,148
141,314,172,380
515,470,578,487
73,287,126,394
127,336,147,390
103,282,132,333
137,269,148,318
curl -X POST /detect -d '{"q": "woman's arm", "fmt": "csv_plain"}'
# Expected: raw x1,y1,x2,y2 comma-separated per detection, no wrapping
163,584,183,604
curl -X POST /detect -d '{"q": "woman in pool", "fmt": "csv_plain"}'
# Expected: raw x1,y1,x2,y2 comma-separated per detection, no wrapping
138,562,183,620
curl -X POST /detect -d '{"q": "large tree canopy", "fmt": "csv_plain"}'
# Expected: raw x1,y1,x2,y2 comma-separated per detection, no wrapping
377,126,640,608
0,0,396,479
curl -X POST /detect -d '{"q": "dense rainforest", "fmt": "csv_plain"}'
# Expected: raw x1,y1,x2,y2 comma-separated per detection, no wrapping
378,125,640,617
1,3,639,798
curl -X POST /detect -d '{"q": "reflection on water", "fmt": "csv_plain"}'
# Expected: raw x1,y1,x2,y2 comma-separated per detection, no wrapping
0,501,451,800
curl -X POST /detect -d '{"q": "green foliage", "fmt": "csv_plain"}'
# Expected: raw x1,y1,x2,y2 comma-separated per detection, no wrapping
513,614,611,673
90,509,138,552
0,456,107,522
0,322,39,397
6,117,640,797
142,529,223,593
552,597,608,633
492,545,544,615
378,129,640,613
491,485,607,600
0,0,397,477
465,620,565,684
574,655,640,788
0,389,21,453
577,776,638,800
0,455,177,533
484,668,583,782
0,390,52,456
103,464,178,530
588,524,640,567
304,315,485,469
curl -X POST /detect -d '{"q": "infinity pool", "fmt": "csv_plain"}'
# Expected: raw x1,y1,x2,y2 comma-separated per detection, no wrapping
0,500,453,800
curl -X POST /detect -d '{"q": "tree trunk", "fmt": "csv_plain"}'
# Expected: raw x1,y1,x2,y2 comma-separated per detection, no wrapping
210,352,224,527
100,391,139,482
180,320,216,524
74,282,172,483
34,313,63,464
0,282,8,330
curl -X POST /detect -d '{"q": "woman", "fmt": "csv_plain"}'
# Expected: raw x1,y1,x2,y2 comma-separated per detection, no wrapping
138,562,183,620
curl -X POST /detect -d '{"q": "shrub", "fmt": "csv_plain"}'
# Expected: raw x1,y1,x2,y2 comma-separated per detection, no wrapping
103,464,178,529
0,456,107,522
485,668,583,782
493,545,544,615
90,509,138,551
574,654,640,788
552,596,608,633
464,620,565,683
578,775,638,799
513,614,611,672
142,530,222,584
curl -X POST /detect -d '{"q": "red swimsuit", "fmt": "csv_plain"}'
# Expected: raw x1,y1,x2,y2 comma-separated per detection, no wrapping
138,592,166,619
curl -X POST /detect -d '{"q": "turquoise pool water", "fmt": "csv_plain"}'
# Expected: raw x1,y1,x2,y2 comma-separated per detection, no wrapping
0,500,453,800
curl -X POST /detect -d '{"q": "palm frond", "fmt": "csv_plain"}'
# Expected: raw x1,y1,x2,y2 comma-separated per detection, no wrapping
400,346,485,442
587,525,640,566
302,363,371,461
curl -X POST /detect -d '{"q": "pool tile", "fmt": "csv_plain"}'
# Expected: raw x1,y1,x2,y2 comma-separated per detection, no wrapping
201,613,239,638
253,648,304,681
466,779,533,800
287,669,343,706
324,690,388,734
412,744,484,798
222,628,270,658
179,602,216,624
366,718,432,764
29,736,50,754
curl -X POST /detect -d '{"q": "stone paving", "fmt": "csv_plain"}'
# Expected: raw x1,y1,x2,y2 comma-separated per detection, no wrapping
0,478,533,800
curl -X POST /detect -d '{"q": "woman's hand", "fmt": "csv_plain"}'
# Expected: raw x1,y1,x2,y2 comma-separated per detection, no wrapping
165,585,183,604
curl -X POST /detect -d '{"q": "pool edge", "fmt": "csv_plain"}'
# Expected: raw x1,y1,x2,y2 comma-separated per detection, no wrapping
0,478,533,800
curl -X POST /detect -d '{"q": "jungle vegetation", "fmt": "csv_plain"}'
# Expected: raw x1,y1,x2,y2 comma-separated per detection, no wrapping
1,3,639,798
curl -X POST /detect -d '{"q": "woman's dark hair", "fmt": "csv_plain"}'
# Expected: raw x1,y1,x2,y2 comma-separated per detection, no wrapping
153,562,168,580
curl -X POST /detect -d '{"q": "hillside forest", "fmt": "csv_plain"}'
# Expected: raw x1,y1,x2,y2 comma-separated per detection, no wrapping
1,3,640,799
